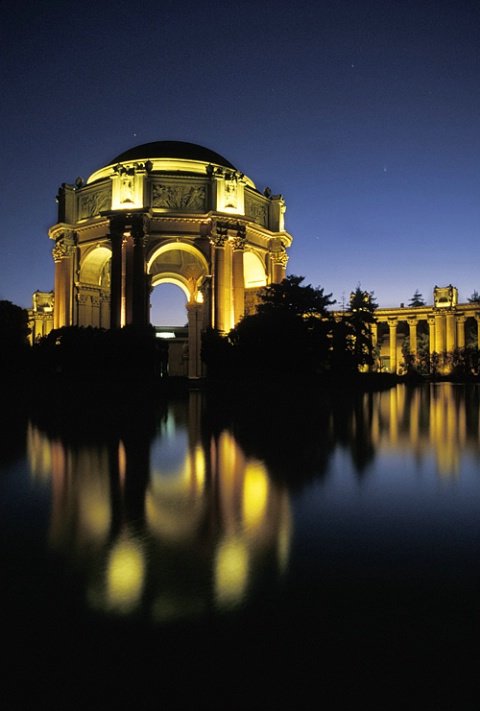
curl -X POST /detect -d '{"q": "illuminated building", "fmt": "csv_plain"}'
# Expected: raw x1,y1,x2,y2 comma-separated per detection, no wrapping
49,141,292,377
28,290,54,344
372,286,480,373
335,285,480,374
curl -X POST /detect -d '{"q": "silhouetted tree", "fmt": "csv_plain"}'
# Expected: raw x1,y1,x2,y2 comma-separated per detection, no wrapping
0,300,30,377
468,290,480,303
256,275,335,317
332,286,378,372
32,325,160,380
409,289,426,307
202,275,335,379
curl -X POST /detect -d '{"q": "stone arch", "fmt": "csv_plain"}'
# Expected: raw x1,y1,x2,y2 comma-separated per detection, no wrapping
147,242,209,303
79,245,112,287
244,250,267,288
76,245,112,328
151,275,191,300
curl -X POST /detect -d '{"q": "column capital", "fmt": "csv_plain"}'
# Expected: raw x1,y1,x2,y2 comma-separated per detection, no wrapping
210,220,229,247
186,301,203,315
231,223,247,250
52,230,75,262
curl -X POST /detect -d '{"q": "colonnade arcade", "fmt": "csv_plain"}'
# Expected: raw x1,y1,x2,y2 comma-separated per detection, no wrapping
48,142,292,378
373,287,480,373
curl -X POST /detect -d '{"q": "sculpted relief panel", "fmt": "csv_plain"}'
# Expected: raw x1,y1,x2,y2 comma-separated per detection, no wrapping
152,182,207,211
79,190,110,219
245,195,268,227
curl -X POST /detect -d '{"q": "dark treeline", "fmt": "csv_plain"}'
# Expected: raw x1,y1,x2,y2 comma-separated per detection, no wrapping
4,278,477,388
202,275,378,381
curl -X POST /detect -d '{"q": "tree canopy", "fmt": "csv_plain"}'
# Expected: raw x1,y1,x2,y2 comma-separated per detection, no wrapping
202,276,378,380
256,275,335,317
409,290,426,307
0,300,30,377
331,286,378,372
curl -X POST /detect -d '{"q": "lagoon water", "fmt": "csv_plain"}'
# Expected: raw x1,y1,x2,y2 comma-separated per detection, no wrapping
1,383,479,707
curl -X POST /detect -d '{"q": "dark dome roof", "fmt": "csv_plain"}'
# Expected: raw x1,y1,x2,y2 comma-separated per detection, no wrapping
109,141,236,169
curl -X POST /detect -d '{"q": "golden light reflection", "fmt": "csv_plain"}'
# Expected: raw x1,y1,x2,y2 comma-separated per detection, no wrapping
118,440,127,488
27,423,53,483
106,535,145,613
145,445,206,541
242,460,269,531
276,497,293,575
214,536,249,609
78,482,111,540
370,384,469,478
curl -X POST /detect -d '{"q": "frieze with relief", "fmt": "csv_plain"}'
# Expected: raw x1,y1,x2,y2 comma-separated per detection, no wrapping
79,190,110,219
245,196,268,227
152,183,206,211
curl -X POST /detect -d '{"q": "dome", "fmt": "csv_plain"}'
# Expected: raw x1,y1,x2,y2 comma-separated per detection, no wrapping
109,141,237,170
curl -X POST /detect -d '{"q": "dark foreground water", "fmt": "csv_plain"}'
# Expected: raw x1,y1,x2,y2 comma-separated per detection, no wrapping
1,382,479,707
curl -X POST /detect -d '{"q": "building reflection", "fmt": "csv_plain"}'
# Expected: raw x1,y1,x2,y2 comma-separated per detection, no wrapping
367,383,479,477
27,392,291,622
25,383,479,622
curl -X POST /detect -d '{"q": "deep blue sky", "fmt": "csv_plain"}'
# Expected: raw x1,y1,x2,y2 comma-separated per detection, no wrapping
1,0,479,324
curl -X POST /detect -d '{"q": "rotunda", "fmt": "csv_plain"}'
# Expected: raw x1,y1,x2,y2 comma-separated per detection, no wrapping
49,141,293,377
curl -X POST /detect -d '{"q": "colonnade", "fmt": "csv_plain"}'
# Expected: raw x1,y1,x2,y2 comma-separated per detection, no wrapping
372,305,480,373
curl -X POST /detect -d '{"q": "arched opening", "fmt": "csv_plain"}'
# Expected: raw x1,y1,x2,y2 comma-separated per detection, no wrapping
80,246,111,286
244,251,266,288
150,282,188,327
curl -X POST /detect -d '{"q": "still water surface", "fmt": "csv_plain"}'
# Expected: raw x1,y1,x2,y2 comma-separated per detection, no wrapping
1,383,479,706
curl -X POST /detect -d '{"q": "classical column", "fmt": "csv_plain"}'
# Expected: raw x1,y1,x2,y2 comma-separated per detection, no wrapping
131,216,148,326
109,219,124,330
388,318,398,373
476,315,480,350
122,234,134,326
445,312,456,353
270,244,288,283
211,223,229,333
186,302,203,379
435,312,445,353
427,316,436,354
52,230,75,328
231,226,246,325
456,315,466,349
370,323,378,370
407,317,418,355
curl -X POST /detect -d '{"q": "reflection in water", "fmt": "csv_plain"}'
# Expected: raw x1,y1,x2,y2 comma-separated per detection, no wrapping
368,383,479,477
106,533,146,613
24,383,480,627
27,392,291,622
7,381,478,707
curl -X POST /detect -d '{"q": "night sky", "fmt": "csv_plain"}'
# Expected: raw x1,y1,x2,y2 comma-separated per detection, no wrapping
1,0,479,324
